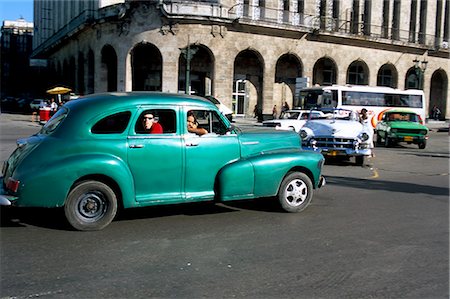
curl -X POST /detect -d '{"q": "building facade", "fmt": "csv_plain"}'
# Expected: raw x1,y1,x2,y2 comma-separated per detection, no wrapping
1,18,35,99
32,0,449,119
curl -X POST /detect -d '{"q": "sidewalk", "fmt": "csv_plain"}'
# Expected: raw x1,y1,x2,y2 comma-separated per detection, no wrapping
0,112,42,128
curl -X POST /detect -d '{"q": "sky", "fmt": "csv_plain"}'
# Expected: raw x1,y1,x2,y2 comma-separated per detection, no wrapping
0,0,34,23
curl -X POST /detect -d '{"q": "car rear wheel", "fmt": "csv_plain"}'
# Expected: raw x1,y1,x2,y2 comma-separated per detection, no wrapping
278,172,313,213
64,181,118,231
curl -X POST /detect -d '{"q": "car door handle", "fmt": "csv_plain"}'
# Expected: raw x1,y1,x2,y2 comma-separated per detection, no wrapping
129,144,144,148
186,141,199,147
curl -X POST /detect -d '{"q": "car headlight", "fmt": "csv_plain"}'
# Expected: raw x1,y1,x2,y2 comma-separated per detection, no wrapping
420,130,427,135
360,132,369,141
391,128,397,133
300,130,308,139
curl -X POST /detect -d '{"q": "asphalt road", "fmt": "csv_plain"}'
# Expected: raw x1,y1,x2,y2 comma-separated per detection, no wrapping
0,114,449,298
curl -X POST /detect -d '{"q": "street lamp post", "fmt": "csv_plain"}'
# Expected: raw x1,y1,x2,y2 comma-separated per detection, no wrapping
180,36,198,95
413,56,428,90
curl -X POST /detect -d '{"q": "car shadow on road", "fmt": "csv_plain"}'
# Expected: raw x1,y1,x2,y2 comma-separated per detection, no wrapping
0,206,72,230
326,175,449,199
117,201,237,222
0,199,282,231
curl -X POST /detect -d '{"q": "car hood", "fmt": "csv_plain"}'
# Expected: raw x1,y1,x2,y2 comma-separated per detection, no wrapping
263,119,304,125
387,121,428,130
237,128,301,157
303,120,365,137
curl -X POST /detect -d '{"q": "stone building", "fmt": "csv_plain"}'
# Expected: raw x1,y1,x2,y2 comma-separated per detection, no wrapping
1,18,34,99
32,0,449,119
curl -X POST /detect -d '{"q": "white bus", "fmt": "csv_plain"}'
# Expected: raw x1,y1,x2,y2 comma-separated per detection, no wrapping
295,85,426,128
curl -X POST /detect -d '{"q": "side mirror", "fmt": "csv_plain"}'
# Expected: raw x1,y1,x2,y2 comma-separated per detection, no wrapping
226,124,237,135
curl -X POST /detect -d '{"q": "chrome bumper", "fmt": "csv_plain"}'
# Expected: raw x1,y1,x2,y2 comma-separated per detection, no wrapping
0,195,13,206
318,176,326,188
0,179,16,205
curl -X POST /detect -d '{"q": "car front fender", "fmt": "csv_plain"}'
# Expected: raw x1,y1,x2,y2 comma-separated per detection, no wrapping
217,150,323,201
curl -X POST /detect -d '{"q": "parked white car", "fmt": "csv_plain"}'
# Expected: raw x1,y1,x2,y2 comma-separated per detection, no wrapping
300,108,373,166
29,99,49,110
262,109,324,132
204,95,233,121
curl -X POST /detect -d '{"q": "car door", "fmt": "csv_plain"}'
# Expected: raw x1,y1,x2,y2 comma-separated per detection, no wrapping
127,107,183,204
183,108,240,201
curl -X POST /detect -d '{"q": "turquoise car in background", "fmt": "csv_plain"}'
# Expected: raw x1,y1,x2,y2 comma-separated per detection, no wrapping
1,92,325,231
375,109,429,149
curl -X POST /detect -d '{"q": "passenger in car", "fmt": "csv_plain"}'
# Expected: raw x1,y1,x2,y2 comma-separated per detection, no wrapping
187,112,208,136
141,113,163,134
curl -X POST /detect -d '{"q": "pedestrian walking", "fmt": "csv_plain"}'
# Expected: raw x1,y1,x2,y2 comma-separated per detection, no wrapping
272,105,278,119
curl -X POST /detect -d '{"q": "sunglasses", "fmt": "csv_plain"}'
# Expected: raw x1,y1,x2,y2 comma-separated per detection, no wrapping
143,116,154,121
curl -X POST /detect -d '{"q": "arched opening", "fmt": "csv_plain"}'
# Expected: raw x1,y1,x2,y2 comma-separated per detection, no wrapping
233,49,264,117
62,60,69,87
101,45,118,92
56,61,62,86
377,63,398,88
313,57,337,86
429,69,448,120
274,53,302,111
131,42,162,91
77,52,85,95
69,57,76,91
405,67,420,89
347,60,369,85
178,44,214,96
87,49,95,94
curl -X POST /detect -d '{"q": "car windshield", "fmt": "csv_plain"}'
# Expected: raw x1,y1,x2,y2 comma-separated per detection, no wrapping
285,112,300,119
39,107,68,135
309,109,357,121
386,112,418,122
204,96,220,105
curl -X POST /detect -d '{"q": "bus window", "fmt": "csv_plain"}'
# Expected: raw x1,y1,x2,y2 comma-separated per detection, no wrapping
321,90,334,108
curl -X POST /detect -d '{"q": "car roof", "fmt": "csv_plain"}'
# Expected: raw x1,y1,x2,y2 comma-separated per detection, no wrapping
53,92,218,137
286,109,310,112
65,92,215,114
384,109,417,114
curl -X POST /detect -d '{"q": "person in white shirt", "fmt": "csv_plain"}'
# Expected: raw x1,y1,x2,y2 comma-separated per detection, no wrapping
50,98,58,115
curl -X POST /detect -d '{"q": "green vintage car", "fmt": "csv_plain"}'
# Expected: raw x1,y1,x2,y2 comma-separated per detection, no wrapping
1,92,325,231
375,109,429,149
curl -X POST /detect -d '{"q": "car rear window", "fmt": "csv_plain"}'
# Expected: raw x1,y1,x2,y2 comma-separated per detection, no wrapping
39,107,68,135
92,111,131,134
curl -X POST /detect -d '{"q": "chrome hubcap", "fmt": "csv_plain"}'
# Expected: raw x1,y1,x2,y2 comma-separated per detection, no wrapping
284,179,307,206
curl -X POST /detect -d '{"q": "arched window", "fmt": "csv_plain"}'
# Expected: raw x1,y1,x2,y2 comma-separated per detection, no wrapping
377,64,398,88
347,60,369,85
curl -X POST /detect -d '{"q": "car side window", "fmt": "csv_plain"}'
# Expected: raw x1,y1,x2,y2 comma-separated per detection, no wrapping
188,110,228,135
92,111,131,134
135,109,176,134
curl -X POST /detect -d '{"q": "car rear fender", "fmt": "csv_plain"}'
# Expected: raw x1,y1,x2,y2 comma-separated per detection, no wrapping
14,154,135,208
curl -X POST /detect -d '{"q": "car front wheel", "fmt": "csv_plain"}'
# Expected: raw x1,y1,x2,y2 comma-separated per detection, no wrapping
418,141,426,149
278,172,313,213
355,155,365,166
376,131,383,146
64,180,118,231
384,135,391,147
